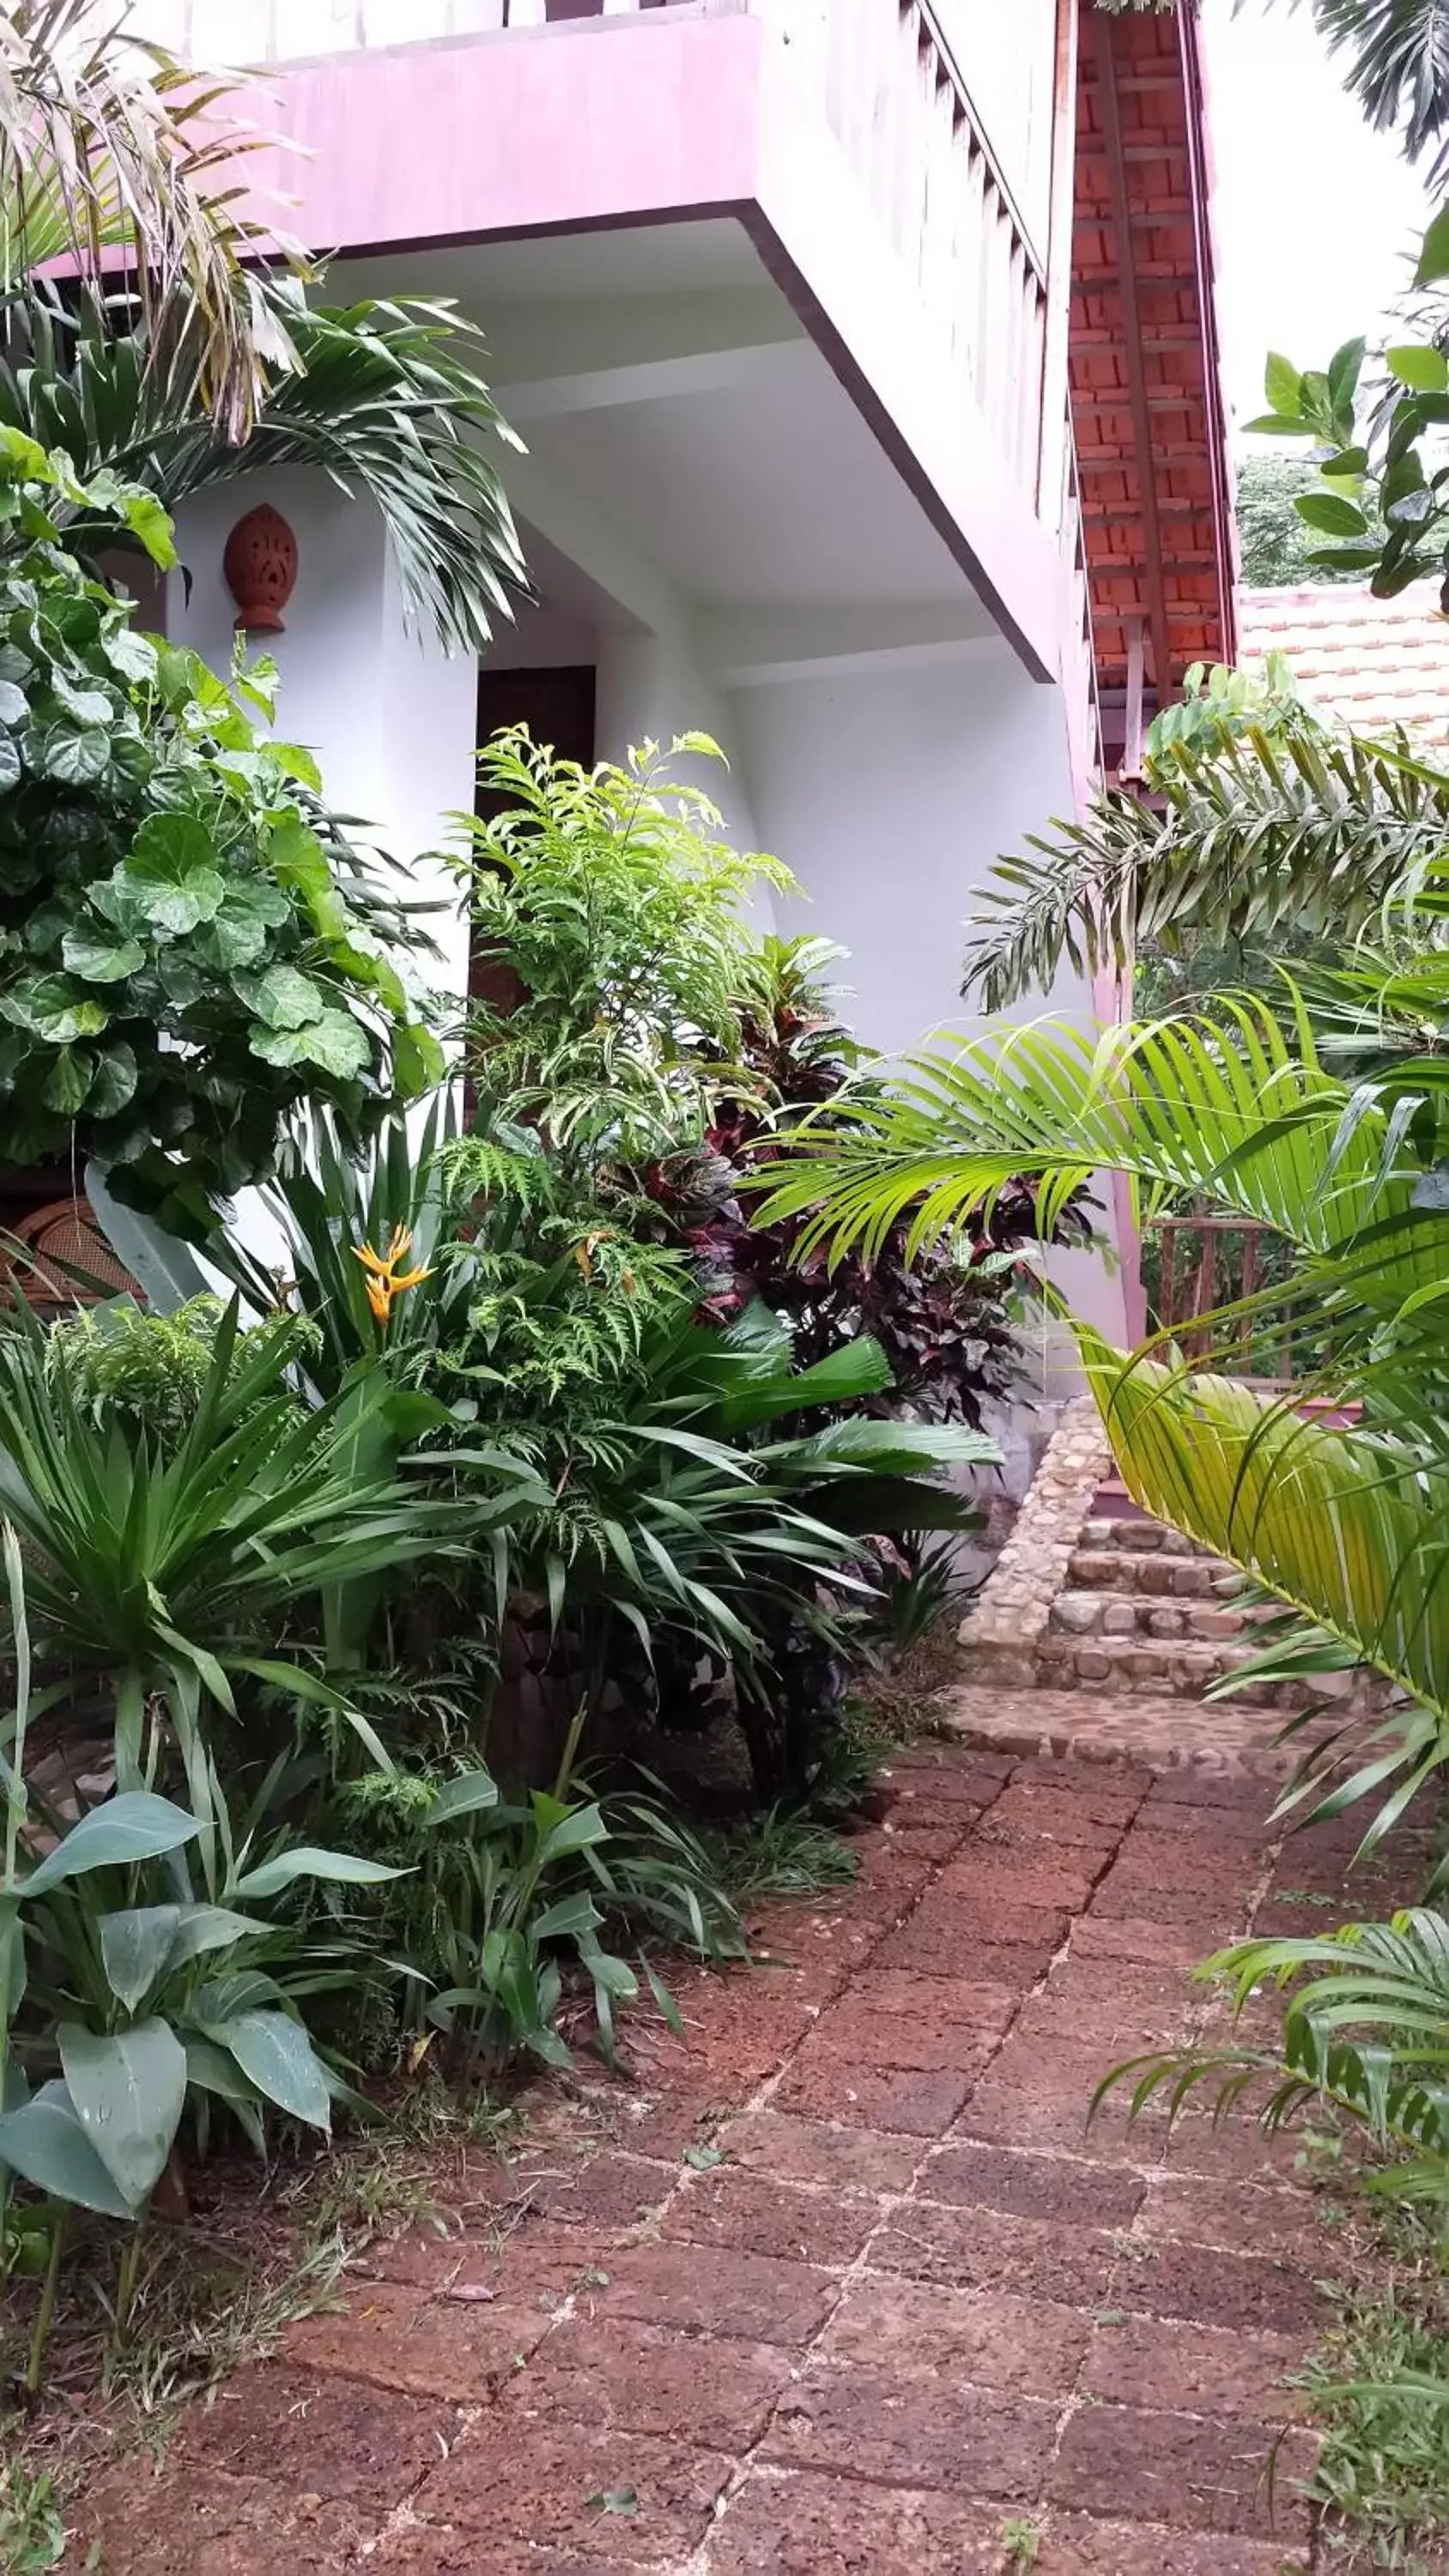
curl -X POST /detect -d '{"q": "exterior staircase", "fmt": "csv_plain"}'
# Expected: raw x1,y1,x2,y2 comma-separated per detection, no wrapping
1036,1511,1301,1707
958,1397,1382,1717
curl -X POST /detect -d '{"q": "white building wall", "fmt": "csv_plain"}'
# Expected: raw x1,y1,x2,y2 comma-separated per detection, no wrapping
164,469,479,996
728,639,1129,1358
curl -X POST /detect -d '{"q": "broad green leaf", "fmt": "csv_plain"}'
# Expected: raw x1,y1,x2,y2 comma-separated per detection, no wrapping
214,2009,330,2129
50,673,114,728
0,730,20,793
427,1771,500,1826
194,885,288,971
1294,491,1368,538
581,1943,637,2001
1415,203,1449,286
103,627,158,685
268,742,322,793
267,816,345,936
531,1891,603,1942
40,727,111,787
0,680,22,725
122,813,224,933
191,1970,281,2024
167,1905,269,1969
394,1018,446,1096
88,1042,138,1120
251,1009,372,1079
1326,336,1366,412
20,1793,201,1897
58,2018,186,2204
1388,343,1449,393
1263,352,1302,418
1240,413,1319,438
183,2036,264,2143
234,962,325,1030
0,2079,135,2216
62,928,146,982
0,975,109,1043
41,1046,93,1115
535,1804,610,1867
121,489,178,568
229,1845,406,1901
100,1905,181,2013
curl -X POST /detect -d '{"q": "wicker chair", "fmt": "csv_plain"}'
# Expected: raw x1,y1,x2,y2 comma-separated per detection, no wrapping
0,1196,144,1311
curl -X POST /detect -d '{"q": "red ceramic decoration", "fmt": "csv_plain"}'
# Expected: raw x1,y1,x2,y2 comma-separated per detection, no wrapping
222,502,298,634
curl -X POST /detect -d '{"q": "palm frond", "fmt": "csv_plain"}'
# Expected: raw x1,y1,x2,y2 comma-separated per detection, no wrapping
963,726,1449,1012
0,279,527,650
749,998,1431,1274
0,0,304,438
1079,1333,1449,1788
1273,0,1449,169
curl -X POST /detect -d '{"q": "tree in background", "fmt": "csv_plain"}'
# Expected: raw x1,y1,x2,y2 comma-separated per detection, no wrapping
1237,450,1377,583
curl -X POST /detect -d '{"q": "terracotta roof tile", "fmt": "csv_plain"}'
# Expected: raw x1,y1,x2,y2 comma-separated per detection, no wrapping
1238,582,1449,749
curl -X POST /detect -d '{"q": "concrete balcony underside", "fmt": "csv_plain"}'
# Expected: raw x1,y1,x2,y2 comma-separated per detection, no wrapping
141,2,1076,681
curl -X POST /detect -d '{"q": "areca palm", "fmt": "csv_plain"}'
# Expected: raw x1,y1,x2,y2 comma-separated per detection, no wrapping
965,708,1446,1012
3,280,526,652
752,930,1449,1838
0,0,299,438
0,5,526,647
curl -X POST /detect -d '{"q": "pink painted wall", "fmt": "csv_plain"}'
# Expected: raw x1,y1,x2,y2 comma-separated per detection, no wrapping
246,16,764,252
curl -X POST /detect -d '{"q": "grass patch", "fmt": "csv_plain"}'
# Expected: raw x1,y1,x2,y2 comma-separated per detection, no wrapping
0,2464,67,2575
719,1805,859,1903
1300,2199,1449,2573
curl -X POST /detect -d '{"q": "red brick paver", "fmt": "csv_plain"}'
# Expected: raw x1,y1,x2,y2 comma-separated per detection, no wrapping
82,1739,1369,2575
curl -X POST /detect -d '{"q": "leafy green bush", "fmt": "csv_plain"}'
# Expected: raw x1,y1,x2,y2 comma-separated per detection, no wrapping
41,1295,310,1448
0,430,440,1236
333,1749,745,2075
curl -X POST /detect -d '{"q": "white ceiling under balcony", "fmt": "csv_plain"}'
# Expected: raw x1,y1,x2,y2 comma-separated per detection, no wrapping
331,218,998,660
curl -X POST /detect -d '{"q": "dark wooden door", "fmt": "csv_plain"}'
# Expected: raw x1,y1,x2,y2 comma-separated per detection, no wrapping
471,665,597,1007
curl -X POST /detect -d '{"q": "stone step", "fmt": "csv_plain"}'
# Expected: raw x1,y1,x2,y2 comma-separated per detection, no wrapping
1048,1589,1254,1645
1033,1630,1378,1711
1079,1515,1222,1561
1067,1546,1242,1601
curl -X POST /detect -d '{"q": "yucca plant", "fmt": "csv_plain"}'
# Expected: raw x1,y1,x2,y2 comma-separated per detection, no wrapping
0,1295,468,1802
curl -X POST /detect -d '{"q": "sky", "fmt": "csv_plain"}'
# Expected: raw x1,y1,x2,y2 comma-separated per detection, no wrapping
1201,0,1432,434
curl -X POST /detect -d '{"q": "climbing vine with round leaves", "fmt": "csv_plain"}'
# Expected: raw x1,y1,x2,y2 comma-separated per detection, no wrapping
0,426,444,1237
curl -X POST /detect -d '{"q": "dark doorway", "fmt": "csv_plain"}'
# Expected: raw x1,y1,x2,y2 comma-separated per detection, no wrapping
476,662,596,811
471,663,597,1008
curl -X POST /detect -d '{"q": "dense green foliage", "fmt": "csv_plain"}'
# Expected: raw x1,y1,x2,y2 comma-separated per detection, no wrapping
1236,451,1373,585
0,439,440,1233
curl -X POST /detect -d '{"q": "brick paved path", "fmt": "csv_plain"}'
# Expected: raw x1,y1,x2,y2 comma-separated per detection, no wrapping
87,1741,1405,2576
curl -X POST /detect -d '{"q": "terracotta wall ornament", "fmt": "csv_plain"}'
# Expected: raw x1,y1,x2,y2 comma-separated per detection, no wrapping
222,502,299,633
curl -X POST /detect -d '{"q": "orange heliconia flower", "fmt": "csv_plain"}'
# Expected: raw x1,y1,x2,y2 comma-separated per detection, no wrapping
353,1224,434,1330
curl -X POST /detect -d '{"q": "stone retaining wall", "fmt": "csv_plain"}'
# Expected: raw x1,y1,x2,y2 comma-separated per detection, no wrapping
955,1394,1110,1684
